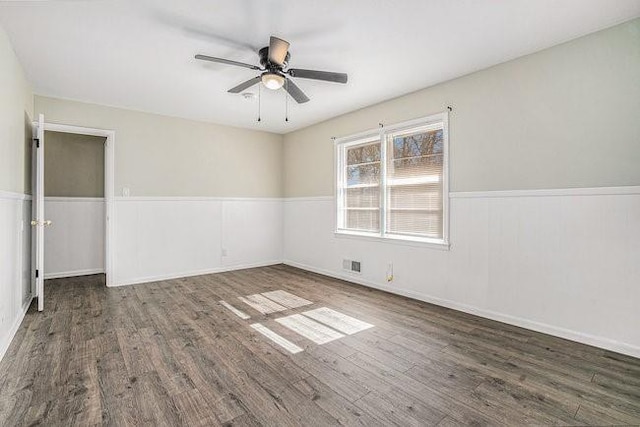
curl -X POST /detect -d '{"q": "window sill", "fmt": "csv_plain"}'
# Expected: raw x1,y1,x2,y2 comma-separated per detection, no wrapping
334,230,450,251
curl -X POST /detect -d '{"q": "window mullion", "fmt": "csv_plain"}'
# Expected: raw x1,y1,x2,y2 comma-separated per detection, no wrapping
379,129,387,238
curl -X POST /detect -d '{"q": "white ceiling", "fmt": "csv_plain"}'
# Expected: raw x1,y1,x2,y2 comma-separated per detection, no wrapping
1,0,639,134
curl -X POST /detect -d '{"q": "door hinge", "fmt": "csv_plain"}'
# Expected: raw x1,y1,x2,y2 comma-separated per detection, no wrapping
36,269,39,278
34,138,40,148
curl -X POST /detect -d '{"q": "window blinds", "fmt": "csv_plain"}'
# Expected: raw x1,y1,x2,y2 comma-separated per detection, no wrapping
385,124,444,239
343,140,381,232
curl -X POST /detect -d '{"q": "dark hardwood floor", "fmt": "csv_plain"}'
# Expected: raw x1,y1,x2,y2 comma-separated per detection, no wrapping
1,265,639,426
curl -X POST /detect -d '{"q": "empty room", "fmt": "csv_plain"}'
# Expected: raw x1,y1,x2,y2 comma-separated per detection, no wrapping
1,0,639,425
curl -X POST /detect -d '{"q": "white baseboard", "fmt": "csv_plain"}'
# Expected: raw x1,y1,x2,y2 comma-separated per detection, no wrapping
283,260,640,359
110,260,283,288
0,296,33,363
44,268,105,280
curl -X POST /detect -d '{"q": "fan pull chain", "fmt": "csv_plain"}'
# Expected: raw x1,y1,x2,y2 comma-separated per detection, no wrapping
285,81,289,122
257,85,262,122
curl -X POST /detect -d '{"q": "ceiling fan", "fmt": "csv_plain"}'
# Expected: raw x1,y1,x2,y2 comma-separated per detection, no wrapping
195,36,348,104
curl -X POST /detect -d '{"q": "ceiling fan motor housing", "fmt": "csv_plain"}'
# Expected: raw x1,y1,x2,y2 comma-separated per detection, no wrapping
259,46,290,69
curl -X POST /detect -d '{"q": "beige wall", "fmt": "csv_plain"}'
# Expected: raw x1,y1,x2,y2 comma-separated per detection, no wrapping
44,131,105,197
0,26,33,194
35,97,284,198
284,18,640,197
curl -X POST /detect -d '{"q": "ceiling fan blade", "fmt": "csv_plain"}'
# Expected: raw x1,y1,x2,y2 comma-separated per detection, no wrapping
284,78,310,104
268,36,290,66
287,68,348,84
195,54,260,70
228,76,262,93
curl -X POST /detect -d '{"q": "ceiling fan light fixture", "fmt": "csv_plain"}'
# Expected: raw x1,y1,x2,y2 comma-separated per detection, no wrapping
261,72,285,90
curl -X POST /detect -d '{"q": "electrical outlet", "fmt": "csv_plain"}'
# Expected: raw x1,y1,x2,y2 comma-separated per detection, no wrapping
122,187,130,197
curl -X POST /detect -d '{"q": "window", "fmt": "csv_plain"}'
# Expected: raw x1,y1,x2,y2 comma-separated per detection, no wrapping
336,113,448,246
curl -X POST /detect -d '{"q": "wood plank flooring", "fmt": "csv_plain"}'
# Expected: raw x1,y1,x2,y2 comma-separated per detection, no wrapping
1,265,639,426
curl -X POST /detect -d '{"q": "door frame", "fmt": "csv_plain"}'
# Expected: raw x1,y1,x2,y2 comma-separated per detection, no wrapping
41,122,116,287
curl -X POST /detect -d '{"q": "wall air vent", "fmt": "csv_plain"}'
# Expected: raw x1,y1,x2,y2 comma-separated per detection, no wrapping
342,259,361,274
351,261,361,273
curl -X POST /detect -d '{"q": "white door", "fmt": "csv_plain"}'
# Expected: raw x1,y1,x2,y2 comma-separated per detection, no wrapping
31,113,49,311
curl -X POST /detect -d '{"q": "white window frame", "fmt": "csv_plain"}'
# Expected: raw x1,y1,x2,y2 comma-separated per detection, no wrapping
334,112,449,250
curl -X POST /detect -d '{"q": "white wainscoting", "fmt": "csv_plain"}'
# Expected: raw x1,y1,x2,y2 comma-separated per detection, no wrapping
283,188,640,358
44,197,105,279
112,197,283,287
0,191,32,362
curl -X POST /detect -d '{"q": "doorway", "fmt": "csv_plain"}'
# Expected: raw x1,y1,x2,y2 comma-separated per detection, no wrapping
44,131,107,281
32,117,115,310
